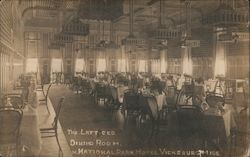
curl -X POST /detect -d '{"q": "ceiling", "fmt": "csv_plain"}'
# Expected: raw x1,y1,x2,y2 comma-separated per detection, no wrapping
22,0,249,36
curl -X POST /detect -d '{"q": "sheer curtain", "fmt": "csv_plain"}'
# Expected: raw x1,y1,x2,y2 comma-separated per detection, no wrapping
96,49,107,73
26,58,40,84
139,60,147,72
75,59,85,73
118,59,126,72
96,58,106,72
214,44,226,77
26,58,38,73
182,48,193,75
51,58,63,72
151,59,160,74
51,58,63,82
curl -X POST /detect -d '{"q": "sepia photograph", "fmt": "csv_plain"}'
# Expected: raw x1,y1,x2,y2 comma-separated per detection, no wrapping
0,0,249,157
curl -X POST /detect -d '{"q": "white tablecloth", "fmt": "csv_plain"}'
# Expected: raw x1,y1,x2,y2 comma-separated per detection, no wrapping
141,94,167,119
21,91,41,156
204,109,236,137
110,85,129,103
155,94,167,111
21,107,41,156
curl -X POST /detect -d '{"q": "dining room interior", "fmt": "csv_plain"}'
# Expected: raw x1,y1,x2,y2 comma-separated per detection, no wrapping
0,0,249,157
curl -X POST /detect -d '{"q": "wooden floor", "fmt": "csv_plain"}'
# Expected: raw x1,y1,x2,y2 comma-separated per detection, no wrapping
37,91,73,157
35,85,250,157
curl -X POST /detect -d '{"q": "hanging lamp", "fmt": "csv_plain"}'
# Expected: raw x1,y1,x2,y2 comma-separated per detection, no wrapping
96,0,110,48
106,21,119,49
179,0,200,48
203,0,249,27
150,0,179,51
204,0,248,43
121,0,147,51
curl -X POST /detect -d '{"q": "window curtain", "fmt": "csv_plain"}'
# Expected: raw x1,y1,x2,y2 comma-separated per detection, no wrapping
151,59,161,74
96,58,106,72
51,58,63,83
26,58,39,73
51,59,63,73
118,59,126,72
75,59,85,73
160,50,167,73
26,58,41,84
96,49,107,73
182,48,193,75
214,43,226,77
139,60,147,72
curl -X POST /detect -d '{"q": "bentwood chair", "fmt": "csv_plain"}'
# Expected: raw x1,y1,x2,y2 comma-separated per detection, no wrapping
80,79,91,95
135,94,157,144
0,107,23,157
122,89,140,129
40,97,65,157
71,77,78,91
94,83,107,106
39,83,53,114
154,106,176,146
206,94,225,108
166,85,178,105
36,83,44,92
36,77,44,92
63,73,72,87
4,94,26,109
176,105,204,146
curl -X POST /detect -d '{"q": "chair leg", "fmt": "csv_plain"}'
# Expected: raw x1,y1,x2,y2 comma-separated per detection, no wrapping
154,122,160,145
55,131,63,157
46,99,50,115
16,139,20,157
149,121,155,144
124,110,128,130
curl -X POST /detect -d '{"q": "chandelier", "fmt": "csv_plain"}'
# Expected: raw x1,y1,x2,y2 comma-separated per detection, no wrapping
48,32,73,49
179,0,200,48
121,0,147,51
62,18,89,36
203,0,248,43
150,0,180,50
48,41,65,49
203,2,249,27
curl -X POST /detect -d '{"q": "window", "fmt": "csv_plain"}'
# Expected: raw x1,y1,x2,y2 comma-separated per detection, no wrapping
51,59,63,72
97,58,106,72
118,59,126,72
139,60,147,72
75,59,85,73
151,59,160,74
26,58,38,73
111,60,116,72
